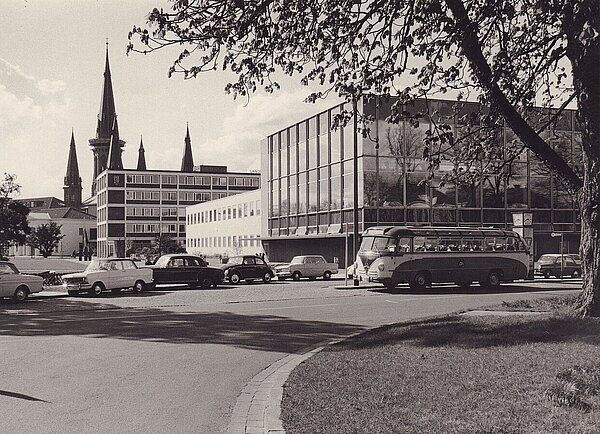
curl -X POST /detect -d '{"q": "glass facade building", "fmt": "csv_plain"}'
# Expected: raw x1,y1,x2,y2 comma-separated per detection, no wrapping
261,97,580,265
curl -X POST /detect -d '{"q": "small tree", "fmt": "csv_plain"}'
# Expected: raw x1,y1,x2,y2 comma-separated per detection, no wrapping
153,234,185,255
0,173,30,257
27,222,65,258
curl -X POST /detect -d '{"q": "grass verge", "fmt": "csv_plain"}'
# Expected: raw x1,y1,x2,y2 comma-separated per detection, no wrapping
281,295,600,433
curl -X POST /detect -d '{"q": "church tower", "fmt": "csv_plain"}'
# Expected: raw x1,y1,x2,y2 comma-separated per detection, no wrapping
137,136,147,170
63,129,82,208
89,42,125,195
181,123,194,172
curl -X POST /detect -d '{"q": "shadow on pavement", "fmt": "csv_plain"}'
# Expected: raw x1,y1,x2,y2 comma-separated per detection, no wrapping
0,298,365,353
370,282,580,296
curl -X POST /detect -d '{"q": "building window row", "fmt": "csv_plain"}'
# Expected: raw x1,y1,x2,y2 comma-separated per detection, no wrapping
187,200,261,225
126,223,160,233
126,207,161,217
187,235,261,248
126,190,161,201
126,174,161,184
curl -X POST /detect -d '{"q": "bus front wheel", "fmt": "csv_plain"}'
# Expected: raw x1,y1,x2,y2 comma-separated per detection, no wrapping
483,271,501,288
410,272,428,290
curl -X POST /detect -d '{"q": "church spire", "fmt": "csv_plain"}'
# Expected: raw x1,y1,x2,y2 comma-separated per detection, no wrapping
137,135,147,171
181,123,194,172
64,129,82,208
107,116,123,169
96,40,117,140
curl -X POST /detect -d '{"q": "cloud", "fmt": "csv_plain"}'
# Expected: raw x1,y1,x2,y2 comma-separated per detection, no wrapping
0,83,43,122
0,57,35,81
0,57,67,96
197,89,340,172
37,78,67,95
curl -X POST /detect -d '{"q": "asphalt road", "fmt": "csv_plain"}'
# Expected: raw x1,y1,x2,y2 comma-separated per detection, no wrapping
0,278,580,433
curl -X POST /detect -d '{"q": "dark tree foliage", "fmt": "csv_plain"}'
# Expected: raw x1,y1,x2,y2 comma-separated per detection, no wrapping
27,222,66,258
0,173,30,257
128,0,599,315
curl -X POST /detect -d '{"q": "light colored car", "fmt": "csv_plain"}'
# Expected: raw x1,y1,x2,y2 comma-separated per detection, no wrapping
62,258,154,296
0,261,44,301
275,255,339,281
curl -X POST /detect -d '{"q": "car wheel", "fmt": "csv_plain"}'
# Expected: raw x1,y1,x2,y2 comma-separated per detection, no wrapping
133,280,146,293
484,271,501,288
292,271,302,281
229,272,241,284
323,271,332,280
572,270,580,278
543,271,551,279
410,272,428,290
91,283,104,297
13,286,29,302
200,277,212,289
262,272,272,283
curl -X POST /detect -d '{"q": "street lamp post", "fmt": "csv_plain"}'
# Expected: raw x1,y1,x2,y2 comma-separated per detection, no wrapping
551,232,564,280
352,95,359,286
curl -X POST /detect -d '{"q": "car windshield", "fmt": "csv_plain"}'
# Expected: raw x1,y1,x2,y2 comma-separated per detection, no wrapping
226,257,244,265
86,259,113,271
538,256,557,264
154,256,171,267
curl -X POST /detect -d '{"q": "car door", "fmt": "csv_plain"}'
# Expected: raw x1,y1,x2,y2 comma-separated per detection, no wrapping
120,260,138,287
243,256,258,279
185,257,202,282
254,257,268,277
107,260,123,289
167,257,186,283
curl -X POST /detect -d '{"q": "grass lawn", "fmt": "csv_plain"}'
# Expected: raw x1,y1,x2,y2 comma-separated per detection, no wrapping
281,296,600,433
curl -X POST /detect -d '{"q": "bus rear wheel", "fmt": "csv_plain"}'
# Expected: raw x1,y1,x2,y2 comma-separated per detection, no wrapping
410,272,428,290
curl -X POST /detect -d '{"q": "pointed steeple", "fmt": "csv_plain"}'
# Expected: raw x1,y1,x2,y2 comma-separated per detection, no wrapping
107,116,123,170
137,135,147,171
181,123,194,172
96,41,117,140
64,129,82,208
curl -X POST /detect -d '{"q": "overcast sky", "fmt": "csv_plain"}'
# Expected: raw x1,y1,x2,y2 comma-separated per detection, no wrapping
1,0,338,200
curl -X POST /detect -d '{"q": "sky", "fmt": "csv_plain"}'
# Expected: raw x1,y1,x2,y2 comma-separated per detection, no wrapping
1,0,338,200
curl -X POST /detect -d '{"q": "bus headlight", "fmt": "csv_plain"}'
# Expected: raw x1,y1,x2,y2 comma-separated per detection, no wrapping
377,263,385,271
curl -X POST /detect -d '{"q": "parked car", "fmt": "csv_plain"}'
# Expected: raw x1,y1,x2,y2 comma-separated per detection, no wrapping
148,254,224,288
62,258,154,296
221,255,274,284
275,255,339,281
534,254,581,278
0,261,44,301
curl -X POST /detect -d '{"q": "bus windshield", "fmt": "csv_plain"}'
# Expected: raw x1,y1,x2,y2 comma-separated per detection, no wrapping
359,236,396,253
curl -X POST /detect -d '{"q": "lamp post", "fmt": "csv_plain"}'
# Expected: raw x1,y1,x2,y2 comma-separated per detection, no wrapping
375,95,380,226
352,95,359,286
551,232,564,280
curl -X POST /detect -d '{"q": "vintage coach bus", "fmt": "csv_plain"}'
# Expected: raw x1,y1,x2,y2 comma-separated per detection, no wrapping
355,226,530,290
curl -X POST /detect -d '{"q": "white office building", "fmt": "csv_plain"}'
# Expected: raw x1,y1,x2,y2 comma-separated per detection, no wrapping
186,189,263,258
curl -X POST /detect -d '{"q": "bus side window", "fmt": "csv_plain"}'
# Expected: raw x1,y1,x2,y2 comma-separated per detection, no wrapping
397,237,411,253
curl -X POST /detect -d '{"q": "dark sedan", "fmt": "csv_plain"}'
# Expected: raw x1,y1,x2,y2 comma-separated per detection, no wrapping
221,255,274,284
149,254,224,288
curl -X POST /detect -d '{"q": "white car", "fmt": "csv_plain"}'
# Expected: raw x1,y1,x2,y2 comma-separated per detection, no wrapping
62,258,154,296
0,261,44,302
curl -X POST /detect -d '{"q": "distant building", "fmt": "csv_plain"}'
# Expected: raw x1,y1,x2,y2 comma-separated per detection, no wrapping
186,189,263,258
261,97,581,264
11,197,96,257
